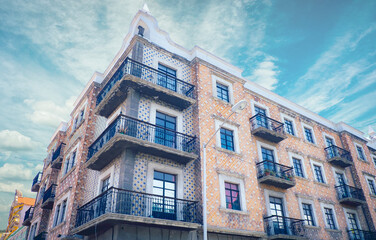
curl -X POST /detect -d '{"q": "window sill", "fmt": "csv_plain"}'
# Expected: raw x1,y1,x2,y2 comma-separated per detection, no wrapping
214,146,242,158
313,181,330,188
303,140,319,148
357,158,369,164
212,96,233,106
295,176,309,182
60,166,76,183
219,207,248,215
324,228,341,233
304,225,320,230
369,194,376,199
51,221,66,231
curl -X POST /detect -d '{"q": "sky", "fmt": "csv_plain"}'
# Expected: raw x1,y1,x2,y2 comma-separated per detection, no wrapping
0,0,375,229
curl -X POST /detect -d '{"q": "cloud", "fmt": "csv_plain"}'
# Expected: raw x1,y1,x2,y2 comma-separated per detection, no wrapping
0,163,34,181
0,181,31,195
0,130,38,151
247,56,279,90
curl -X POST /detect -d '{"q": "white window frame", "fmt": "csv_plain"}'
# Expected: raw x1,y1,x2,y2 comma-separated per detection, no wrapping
97,165,115,195
257,141,279,163
150,102,183,133
364,175,376,196
215,119,240,153
264,189,289,217
28,221,39,240
280,113,297,136
218,173,247,212
72,101,87,131
153,59,182,80
63,143,79,176
310,160,328,184
343,208,362,230
301,123,317,144
298,198,318,227
288,152,307,178
354,143,367,161
371,154,376,168
212,75,234,104
52,191,70,227
251,100,270,117
323,133,336,147
320,203,339,230
331,167,348,186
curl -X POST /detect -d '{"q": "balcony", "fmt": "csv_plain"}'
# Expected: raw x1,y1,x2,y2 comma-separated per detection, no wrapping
95,58,195,118
51,143,65,169
41,184,57,209
256,160,295,189
250,114,287,143
73,187,200,235
34,232,47,240
31,172,42,192
347,229,376,240
324,145,352,168
22,207,34,226
335,184,366,206
264,215,306,240
86,115,197,171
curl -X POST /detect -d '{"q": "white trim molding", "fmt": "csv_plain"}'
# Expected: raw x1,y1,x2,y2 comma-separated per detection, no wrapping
280,113,297,137
320,202,339,230
250,100,270,117
264,189,289,217
301,122,317,145
288,152,307,178
257,141,279,163
212,75,234,104
354,142,367,162
218,173,247,212
215,119,240,153
97,165,115,195
310,160,328,184
297,197,318,227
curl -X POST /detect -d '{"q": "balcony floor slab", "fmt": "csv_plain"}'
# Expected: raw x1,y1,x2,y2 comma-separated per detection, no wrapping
252,127,287,143
327,156,352,168
258,175,296,189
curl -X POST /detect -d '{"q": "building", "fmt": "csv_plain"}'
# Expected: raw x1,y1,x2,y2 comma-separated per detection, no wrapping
24,6,376,240
2,190,35,240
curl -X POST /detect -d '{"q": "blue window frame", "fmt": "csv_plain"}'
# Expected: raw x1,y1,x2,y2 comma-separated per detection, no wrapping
356,146,365,161
284,119,294,135
302,203,315,226
293,158,304,178
304,128,314,144
158,64,177,92
324,208,336,229
220,128,234,151
216,83,229,102
313,165,325,183
155,111,176,148
225,182,240,210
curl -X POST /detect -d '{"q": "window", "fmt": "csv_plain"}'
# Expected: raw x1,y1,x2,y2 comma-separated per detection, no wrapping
325,137,334,147
313,164,325,183
373,156,376,168
324,208,336,229
366,177,376,195
53,199,67,227
155,111,177,148
302,203,315,226
293,158,304,177
335,172,346,186
101,176,110,194
28,222,38,240
59,200,67,223
220,128,234,151
284,119,295,135
64,150,77,175
216,83,229,102
356,145,366,161
158,64,177,91
72,108,85,131
254,106,268,129
152,171,176,218
225,182,240,210
346,212,361,240
53,203,61,226
304,127,315,144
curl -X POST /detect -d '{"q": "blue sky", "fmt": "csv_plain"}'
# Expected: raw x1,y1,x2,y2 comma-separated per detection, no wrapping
0,0,375,228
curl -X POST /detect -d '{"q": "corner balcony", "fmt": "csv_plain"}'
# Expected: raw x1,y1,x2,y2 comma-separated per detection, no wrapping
73,187,200,235
95,58,195,118
256,160,296,189
250,114,287,143
264,215,307,240
31,172,42,192
34,232,47,240
335,184,366,206
347,229,376,240
324,145,352,168
86,115,197,171
22,207,34,226
51,143,65,169
41,184,57,209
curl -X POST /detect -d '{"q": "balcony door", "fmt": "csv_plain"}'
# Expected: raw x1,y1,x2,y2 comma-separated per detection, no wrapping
269,196,287,234
158,64,177,92
347,212,361,240
152,171,176,220
255,106,268,129
335,172,349,198
155,111,177,148
325,137,335,158
262,147,276,174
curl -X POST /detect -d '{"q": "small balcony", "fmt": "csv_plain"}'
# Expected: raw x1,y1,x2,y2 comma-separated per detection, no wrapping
73,187,200,235
41,184,57,209
51,143,65,169
95,58,195,118
34,232,47,240
22,207,34,226
325,145,352,168
256,160,296,189
335,184,366,206
250,114,287,143
347,229,376,240
86,115,197,171
31,172,42,192
264,215,306,240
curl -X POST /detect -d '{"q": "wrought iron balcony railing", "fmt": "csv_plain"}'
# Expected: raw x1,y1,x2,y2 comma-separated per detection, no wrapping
324,145,352,162
75,187,200,228
87,115,196,160
250,113,285,134
264,215,305,237
42,184,57,203
32,172,42,187
335,184,365,202
347,229,376,240
51,143,64,162
256,160,295,182
96,58,195,106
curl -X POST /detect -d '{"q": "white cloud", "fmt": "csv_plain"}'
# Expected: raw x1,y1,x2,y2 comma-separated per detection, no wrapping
0,163,34,180
248,56,279,90
0,181,31,195
0,130,38,151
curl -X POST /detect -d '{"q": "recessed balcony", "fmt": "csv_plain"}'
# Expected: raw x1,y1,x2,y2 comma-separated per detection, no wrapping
250,114,287,143
347,229,376,240
256,160,296,189
335,184,366,206
50,143,65,169
86,115,197,171
95,58,196,118
264,215,307,240
73,187,200,236
324,145,352,168
31,172,42,192
41,184,57,209
22,207,34,226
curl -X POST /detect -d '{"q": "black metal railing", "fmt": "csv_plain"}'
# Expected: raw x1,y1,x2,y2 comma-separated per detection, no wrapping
32,172,42,187
96,58,195,106
264,215,305,237
250,113,285,134
87,115,196,160
347,229,376,240
51,143,65,162
34,232,47,240
42,184,57,203
256,160,295,182
24,206,34,220
335,184,365,201
324,145,352,162
75,187,199,227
